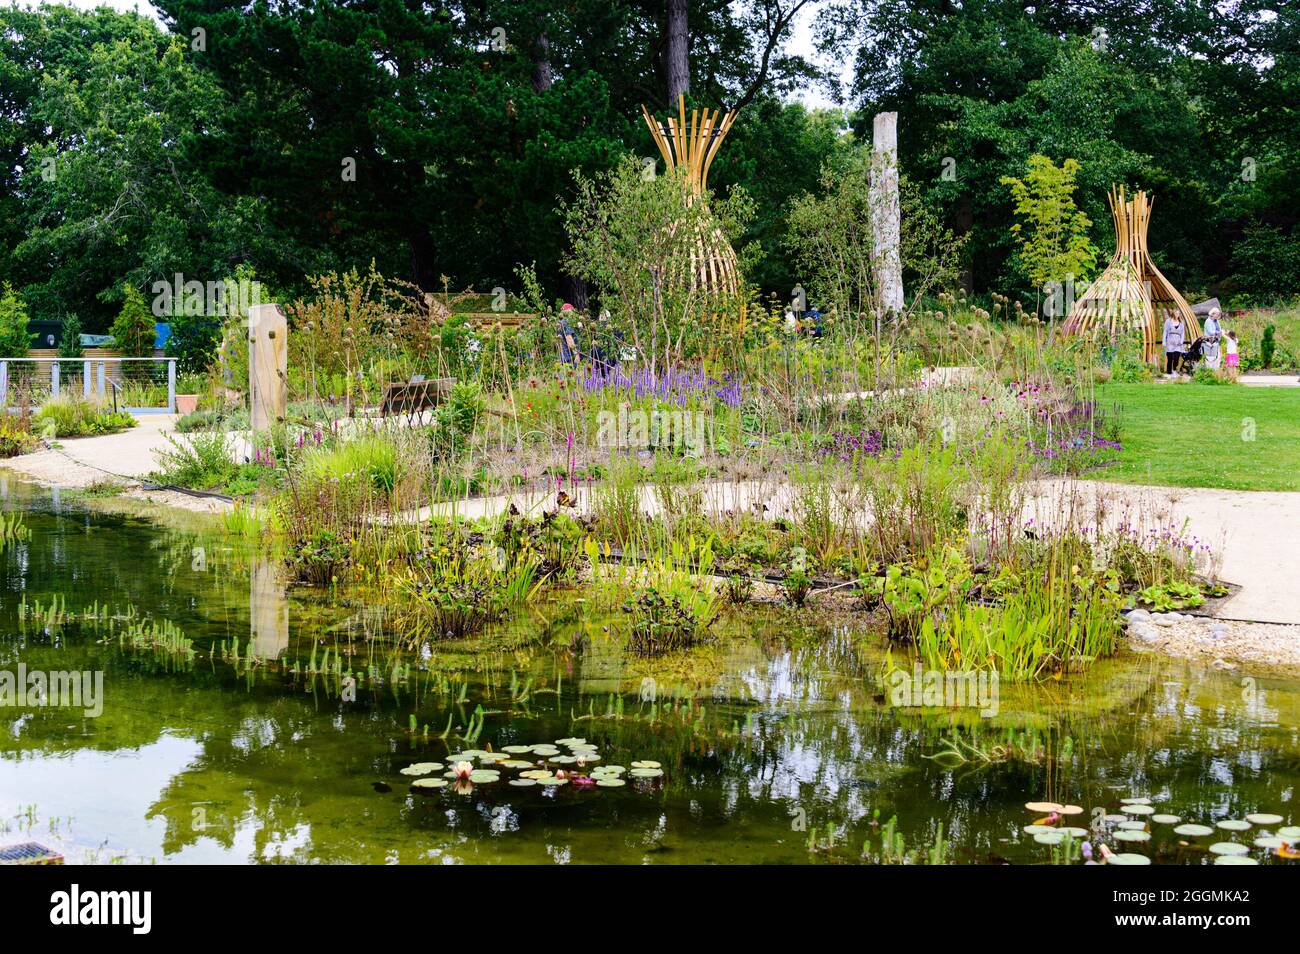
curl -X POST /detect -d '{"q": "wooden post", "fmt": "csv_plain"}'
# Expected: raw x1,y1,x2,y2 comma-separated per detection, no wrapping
166,359,177,413
248,304,287,432
871,111,904,316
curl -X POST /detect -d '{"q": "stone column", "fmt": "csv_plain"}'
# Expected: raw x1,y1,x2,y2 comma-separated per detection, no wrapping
871,112,904,316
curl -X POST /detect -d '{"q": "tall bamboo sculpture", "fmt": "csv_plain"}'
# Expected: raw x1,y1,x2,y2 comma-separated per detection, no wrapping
640,96,743,309
1064,185,1199,363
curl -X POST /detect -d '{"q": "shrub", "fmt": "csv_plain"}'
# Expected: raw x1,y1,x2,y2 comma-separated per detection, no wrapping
34,395,136,437
165,311,222,374
620,586,715,653
0,416,37,457
0,283,34,358
290,528,351,586
152,430,237,488
395,537,541,641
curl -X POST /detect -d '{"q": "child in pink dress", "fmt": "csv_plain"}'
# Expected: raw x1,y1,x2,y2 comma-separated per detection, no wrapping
1224,331,1239,369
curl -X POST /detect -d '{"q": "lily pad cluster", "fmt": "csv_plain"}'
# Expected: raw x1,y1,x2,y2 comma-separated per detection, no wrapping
1022,796,1300,865
397,738,665,795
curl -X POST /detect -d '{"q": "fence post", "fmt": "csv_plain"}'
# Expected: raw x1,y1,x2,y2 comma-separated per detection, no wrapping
83,360,91,397
51,361,60,399
167,359,177,413
97,362,106,397
0,360,6,407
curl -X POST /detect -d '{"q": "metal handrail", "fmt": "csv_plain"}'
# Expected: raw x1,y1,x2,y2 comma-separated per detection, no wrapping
0,356,176,413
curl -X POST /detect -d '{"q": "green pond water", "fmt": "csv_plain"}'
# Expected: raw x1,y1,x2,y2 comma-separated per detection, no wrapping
1,479,1298,865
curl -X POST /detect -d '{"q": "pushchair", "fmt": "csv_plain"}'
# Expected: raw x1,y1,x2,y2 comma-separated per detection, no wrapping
1175,336,1206,374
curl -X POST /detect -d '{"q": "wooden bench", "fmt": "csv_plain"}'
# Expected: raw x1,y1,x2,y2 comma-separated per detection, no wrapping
379,377,453,424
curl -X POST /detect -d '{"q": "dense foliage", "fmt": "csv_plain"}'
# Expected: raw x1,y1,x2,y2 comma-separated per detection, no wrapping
1,1,1298,333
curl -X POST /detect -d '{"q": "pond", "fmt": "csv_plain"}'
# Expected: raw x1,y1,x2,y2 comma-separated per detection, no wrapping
1,479,1297,864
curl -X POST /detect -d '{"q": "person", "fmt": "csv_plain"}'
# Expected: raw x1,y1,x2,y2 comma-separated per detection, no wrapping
782,306,798,335
1162,313,1185,376
805,306,824,338
1201,307,1222,369
1224,330,1239,372
557,302,580,364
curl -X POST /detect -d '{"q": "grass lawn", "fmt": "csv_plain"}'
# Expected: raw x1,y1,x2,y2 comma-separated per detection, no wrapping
1094,382,1300,491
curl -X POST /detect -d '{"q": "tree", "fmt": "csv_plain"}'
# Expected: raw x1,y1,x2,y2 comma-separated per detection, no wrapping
786,150,963,326
563,156,754,371
59,314,83,358
110,285,156,357
1000,154,1098,312
0,284,34,358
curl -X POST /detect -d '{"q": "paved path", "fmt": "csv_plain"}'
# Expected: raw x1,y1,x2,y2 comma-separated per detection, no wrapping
1238,374,1300,388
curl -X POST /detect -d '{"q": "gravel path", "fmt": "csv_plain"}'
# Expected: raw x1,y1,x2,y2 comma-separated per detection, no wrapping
0,415,234,514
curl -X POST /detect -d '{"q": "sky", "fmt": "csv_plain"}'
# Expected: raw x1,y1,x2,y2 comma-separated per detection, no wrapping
44,0,847,109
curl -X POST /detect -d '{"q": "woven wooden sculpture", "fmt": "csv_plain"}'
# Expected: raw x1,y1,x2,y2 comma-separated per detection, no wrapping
640,95,743,301
1064,185,1199,363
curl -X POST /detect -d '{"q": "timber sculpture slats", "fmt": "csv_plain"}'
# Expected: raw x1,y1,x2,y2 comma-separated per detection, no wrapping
1064,185,1199,363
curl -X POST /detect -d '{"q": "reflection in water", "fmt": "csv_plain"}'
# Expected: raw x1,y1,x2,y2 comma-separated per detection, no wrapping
0,481,1297,864
249,560,288,661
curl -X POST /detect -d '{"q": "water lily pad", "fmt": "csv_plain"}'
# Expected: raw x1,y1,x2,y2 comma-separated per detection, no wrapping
1214,855,1258,865
469,771,500,783
508,778,537,787
1254,836,1287,850
596,765,626,774
595,778,626,788
1246,813,1283,826
550,755,577,764
411,778,447,790
1208,842,1249,856
1058,805,1084,816
1025,801,1063,813
501,745,533,754
1103,813,1128,824
632,760,662,769
1107,853,1151,865
1033,831,1065,845
1114,830,1151,843
555,738,586,746
520,770,553,780
1122,804,1155,816
1216,819,1251,831
1151,814,1181,825
1061,827,1089,838
1120,797,1152,805
1023,824,1056,835
399,762,443,776
1277,826,1300,839
1174,824,1214,837
500,759,535,769
630,767,663,778
536,776,568,786
1117,821,1148,831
